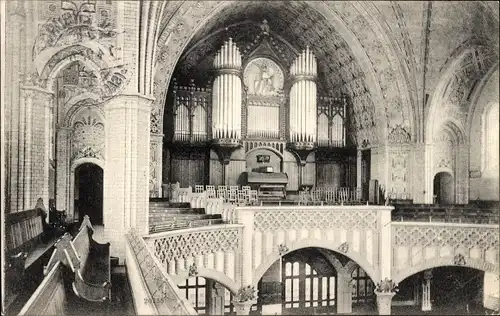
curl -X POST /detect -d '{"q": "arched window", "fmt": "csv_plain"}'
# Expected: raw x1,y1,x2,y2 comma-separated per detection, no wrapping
482,103,499,177
283,260,336,312
178,277,206,314
351,266,374,304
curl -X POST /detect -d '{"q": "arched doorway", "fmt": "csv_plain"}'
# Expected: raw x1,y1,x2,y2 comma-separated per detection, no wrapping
433,172,454,204
75,163,103,225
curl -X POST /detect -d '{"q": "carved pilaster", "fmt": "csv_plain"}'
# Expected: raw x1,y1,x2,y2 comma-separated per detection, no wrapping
150,133,163,198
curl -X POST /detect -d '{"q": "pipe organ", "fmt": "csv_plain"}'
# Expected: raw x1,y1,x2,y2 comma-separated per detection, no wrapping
212,38,242,141
172,79,210,143
165,33,357,190
317,96,347,147
289,46,317,144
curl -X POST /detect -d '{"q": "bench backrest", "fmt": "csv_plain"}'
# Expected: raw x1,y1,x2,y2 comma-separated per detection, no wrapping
19,261,66,316
6,209,45,253
71,220,93,270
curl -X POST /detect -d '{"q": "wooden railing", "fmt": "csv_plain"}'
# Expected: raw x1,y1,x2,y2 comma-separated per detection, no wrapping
125,230,197,315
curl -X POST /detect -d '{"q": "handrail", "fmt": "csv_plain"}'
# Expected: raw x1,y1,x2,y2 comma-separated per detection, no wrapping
144,223,244,239
126,230,197,315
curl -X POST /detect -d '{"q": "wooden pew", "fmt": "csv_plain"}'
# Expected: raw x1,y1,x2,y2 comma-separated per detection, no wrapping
44,215,112,302
18,261,66,316
5,208,62,309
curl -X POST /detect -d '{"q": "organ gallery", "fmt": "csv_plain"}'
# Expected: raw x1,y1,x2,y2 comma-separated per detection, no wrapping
164,22,362,199
2,1,498,315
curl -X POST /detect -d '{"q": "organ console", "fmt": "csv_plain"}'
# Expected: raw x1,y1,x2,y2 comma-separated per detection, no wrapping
242,166,288,200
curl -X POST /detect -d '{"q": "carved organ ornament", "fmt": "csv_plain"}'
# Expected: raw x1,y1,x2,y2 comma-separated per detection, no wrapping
169,26,348,150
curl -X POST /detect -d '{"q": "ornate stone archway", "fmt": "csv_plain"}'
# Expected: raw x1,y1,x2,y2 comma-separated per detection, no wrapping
251,240,379,288
392,256,499,284
149,0,416,197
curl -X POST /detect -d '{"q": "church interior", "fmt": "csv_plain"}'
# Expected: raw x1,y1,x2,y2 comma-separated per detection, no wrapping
1,1,499,315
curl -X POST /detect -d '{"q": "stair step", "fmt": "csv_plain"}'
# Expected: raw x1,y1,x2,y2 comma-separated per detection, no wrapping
149,214,222,221
149,208,206,215
149,201,191,208
149,218,224,233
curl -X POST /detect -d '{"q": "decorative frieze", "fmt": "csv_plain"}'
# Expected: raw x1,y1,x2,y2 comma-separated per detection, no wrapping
252,207,378,231
148,228,241,263
392,224,499,250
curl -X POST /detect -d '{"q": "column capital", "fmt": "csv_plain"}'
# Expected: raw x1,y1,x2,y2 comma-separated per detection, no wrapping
232,299,257,315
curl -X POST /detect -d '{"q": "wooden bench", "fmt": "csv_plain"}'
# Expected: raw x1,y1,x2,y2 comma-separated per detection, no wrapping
44,215,111,302
5,208,61,289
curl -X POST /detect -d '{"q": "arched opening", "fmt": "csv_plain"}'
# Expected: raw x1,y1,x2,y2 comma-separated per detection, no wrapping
75,163,103,225
254,247,373,315
433,172,454,204
177,276,235,315
392,267,486,315
157,1,389,193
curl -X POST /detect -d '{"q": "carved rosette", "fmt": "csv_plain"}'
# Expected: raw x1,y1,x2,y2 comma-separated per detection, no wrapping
72,112,105,161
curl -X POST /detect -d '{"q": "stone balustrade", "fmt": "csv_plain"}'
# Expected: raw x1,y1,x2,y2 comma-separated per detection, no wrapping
125,230,197,315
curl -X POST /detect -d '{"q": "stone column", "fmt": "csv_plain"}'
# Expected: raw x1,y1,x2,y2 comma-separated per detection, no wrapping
375,291,396,315
424,143,434,203
336,274,353,314
206,280,226,315
455,144,469,204
5,2,26,213
410,143,426,203
103,93,152,261
56,127,72,218
232,300,257,315
237,209,255,286
421,269,432,311
19,87,54,210
378,207,393,281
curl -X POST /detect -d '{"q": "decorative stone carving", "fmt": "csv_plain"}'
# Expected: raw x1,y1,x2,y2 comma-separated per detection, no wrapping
375,278,399,293
393,225,499,250
278,244,289,256
234,285,257,302
388,125,411,144
338,242,349,253
188,263,198,277
437,158,452,169
149,142,158,197
150,228,240,263
72,112,105,161
33,1,119,59
253,209,378,232
454,253,466,266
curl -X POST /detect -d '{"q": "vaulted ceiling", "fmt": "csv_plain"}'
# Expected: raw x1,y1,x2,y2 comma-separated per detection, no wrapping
172,1,367,99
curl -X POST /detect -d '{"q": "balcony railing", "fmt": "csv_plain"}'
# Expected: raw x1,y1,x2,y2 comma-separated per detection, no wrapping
125,230,197,315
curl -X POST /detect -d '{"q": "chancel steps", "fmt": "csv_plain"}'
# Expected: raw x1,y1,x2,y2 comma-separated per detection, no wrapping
149,200,223,234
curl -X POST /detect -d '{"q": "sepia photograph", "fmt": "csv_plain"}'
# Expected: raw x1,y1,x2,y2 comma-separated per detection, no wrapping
0,1,499,315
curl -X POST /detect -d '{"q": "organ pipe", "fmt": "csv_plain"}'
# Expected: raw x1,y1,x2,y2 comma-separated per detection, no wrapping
212,38,242,140
289,46,317,143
